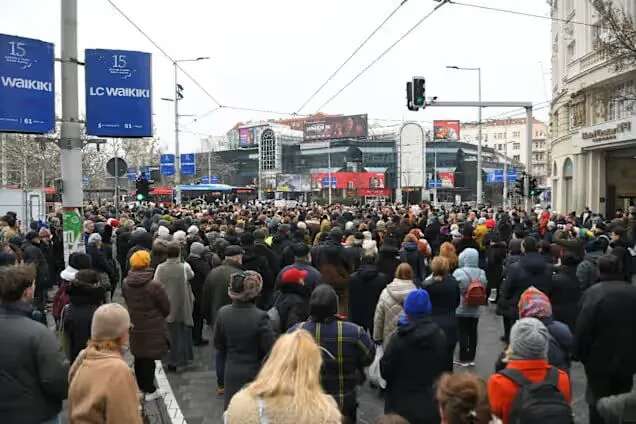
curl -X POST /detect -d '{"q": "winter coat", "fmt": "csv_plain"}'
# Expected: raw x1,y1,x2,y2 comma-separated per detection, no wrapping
242,245,274,300
348,264,388,332
422,275,460,346
486,242,507,290
225,390,341,424
399,241,428,285
597,388,636,424
253,241,281,277
499,252,552,319
201,259,244,326
270,282,310,333
575,279,636,379
64,277,105,362
576,251,602,290
115,229,132,277
377,244,400,281
276,261,322,293
186,254,212,301
373,278,417,347
213,302,275,409
86,244,115,283
453,248,488,318
455,237,480,255
315,242,352,315
380,317,447,424
345,244,364,272
154,258,195,326
122,269,170,359
22,240,50,292
68,347,142,424
0,302,68,424
549,265,582,333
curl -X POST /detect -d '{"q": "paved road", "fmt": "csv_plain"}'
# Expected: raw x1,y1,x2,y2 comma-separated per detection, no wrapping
166,305,589,424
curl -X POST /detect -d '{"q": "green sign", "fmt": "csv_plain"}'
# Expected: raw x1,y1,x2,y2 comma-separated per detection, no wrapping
63,208,82,257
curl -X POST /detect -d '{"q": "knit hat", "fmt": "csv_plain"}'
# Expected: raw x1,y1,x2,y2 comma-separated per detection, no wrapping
224,245,244,257
107,218,119,228
190,242,206,257
518,286,552,319
87,233,102,245
280,268,308,285
173,230,186,244
509,317,549,360
157,226,170,238
129,250,151,270
297,221,307,231
187,225,199,235
403,289,432,319
376,220,386,231
60,252,92,281
228,271,263,301
91,304,131,342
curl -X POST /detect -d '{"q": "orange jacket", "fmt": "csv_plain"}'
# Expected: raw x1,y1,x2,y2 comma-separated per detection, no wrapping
487,359,571,424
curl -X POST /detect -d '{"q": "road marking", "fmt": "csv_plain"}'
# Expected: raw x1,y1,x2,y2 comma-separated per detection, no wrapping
155,360,186,424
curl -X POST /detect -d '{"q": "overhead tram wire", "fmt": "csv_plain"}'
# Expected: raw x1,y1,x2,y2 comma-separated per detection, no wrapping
448,1,599,28
295,0,411,114
315,0,451,113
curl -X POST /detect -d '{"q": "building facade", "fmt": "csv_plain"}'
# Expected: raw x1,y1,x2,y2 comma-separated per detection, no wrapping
549,0,636,215
461,118,549,186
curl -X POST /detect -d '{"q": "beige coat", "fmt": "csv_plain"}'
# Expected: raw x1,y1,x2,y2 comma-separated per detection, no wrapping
373,278,416,348
225,389,341,424
68,347,142,424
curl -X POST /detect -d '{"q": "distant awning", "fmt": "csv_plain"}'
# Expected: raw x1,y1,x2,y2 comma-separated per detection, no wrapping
150,186,173,196
178,184,233,192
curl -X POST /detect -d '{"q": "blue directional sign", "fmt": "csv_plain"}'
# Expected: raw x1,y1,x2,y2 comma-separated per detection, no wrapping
210,175,220,184
181,153,196,176
200,176,209,184
160,154,175,176
428,179,442,189
507,169,518,181
0,34,55,133
127,167,137,181
85,49,152,137
321,176,337,188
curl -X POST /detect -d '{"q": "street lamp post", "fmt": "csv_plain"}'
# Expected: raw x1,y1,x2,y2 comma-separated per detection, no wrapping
447,66,482,204
170,57,209,205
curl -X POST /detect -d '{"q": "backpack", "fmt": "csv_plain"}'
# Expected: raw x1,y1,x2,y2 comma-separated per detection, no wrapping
499,367,574,424
52,281,71,324
461,270,487,306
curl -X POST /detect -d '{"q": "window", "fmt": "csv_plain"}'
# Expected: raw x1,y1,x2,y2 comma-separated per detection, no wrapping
513,131,521,138
513,143,521,150
567,40,576,63
497,144,503,151
513,155,521,161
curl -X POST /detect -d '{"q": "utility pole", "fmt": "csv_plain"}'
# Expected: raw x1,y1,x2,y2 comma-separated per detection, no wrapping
477,68,482,205
173,62,181,205
525,107,533,212
61,0,84,258
1,134,6,186
327,142,332,205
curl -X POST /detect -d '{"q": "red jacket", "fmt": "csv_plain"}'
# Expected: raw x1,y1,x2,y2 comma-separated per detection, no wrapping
487,359,571,424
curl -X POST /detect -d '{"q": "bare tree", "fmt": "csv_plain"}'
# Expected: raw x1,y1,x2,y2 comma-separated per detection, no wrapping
590,0,636,71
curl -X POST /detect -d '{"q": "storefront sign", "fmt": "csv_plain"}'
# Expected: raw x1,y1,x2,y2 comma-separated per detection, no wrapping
582,121,631,143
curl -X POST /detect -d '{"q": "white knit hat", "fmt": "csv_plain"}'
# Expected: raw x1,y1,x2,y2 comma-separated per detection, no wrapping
91,304,130,342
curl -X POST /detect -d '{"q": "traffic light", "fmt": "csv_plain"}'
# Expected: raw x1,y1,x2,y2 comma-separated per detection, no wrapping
412,77,426,108
176,83,184,100
135,173,150,201
406,81,418,111
513,176,525,197
528,177,537,197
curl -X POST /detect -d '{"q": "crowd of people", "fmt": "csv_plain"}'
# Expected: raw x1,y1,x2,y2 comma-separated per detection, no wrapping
1,200,636,423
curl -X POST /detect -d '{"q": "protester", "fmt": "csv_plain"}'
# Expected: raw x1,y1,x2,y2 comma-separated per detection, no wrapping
213,270,275,409
399,234,428,285
439,241,459,272
381,289,447,423
186,241,212,345
373,263,417,348
68,303,142,424
269,267,311,333
485,232,507,303
123,250,170,399
437,372,499,424
549,251,582,333
292,284,375,422
154,241,195,372
225,330,341,423
22,230,50,314
348,252,388,332
275,243,322,293
0,264,68,424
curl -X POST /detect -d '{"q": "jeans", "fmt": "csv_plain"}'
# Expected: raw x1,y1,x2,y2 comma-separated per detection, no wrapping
134,357,156,393
457,317,479,362
216,350,226,388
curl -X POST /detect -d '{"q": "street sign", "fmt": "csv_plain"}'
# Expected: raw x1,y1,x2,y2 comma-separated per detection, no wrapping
82,176,90,187
428,180,442,189
160,154,175,176
127,167,137,181
106,157,128,177
200,176,209,184
0,34,55,133
181,153,196,176
85,49,152,137
321,176,337,188
210,175,219,184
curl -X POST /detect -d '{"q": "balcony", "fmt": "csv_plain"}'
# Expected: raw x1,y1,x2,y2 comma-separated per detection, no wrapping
567,50,608,80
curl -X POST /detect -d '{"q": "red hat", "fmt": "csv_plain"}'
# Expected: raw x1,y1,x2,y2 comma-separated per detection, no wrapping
280,268,308,285
485,219,496,229
107,218,120,228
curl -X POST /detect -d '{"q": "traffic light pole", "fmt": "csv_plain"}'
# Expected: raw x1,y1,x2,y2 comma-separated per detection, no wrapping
173,61,181,205
525,107,533,212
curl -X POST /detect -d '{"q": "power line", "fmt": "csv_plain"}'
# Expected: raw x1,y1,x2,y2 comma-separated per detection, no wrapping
483,101,551,120
106,0,221,105
316,0,451,112
295,0,410,114
449,1,598,28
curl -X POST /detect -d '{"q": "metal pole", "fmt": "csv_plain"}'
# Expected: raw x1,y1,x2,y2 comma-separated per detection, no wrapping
207,148,212,181
476,68,483,205
503,159,508,209
174,61,181,205
114,142,119,218
433,150,438,207
327,142,332,205
1,134,6,186
525,107,533,212
61,0,83,258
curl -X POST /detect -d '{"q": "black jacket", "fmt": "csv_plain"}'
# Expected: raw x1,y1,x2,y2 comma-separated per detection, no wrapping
486,242,507,290
64,278,105,362
0,302,68,424
500,252,553,319
380,317,447,424
116,229,132,276
423,275,460,346
271,282,310,333
86,244,115,282
253,241,280,277
550,265,582,333
348,264,387,332
399,242,427,285
22,240,49,292
242,245,274,300
186,254,212,300
575,280,636,378
377,244,400,281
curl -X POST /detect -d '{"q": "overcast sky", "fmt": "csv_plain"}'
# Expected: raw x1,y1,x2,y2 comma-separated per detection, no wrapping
2,0,552,152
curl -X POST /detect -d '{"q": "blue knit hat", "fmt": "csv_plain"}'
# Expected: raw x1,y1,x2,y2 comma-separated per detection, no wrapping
404,289,432,319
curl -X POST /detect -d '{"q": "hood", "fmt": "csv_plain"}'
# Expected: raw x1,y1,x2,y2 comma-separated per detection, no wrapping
309,284,338,322
520,252,549,273
386,278,416,303
124,269,155,287
458,248,479,268
356,264,379,279
397,317,440,347
69,347,124,385
132,231,153,250
319,220,331,233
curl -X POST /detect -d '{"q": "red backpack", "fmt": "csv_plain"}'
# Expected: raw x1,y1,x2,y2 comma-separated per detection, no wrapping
462,270,487,306
52,281,71,324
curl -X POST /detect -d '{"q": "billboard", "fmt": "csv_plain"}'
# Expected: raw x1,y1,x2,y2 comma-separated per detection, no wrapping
438,171,455,188
303,114,367,141
0,34,55,133
433,120,460,141
275,174,311,192
238,126,266,147
262,175,277,192
311,172,385,190
85,49,152,137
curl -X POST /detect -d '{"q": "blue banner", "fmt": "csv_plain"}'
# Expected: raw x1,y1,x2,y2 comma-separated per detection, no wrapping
127,167,137,181
85,49,152,137
0,34,55,133
160,154,175,176
181,153,196,176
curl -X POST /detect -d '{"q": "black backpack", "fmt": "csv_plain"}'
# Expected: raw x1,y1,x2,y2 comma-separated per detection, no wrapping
499,367,573,424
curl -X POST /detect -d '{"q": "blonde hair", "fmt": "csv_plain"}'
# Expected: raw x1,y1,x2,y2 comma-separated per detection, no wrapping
246,330,340,422
395,263,414,281
439,242,459,271
431,256,450,279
